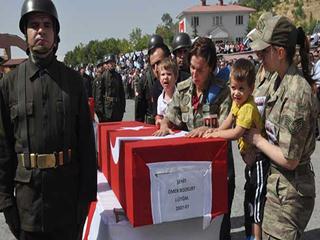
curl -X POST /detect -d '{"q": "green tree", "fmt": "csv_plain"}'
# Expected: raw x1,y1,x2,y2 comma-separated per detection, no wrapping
155,13,178,48
129,27,148,51
161,13,173,28
64,12,179,65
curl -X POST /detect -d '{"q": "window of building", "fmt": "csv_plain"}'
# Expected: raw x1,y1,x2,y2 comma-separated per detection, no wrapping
191,16,199,27
236,15,243,25
213,16,222,26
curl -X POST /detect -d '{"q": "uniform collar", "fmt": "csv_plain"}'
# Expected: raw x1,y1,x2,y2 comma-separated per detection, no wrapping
27,55,59,82
270,64,298,101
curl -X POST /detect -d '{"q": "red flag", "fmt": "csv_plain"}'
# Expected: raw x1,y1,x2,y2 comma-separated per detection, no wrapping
179,19,185,32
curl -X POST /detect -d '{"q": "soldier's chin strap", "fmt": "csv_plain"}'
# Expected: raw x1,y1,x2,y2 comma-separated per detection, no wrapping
30,51,55,69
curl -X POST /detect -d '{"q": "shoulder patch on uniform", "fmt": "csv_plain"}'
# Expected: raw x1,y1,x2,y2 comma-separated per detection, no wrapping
177,78,191,91
281,115,304,135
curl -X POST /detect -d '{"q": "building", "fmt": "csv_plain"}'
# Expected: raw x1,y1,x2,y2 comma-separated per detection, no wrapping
177,0,255,43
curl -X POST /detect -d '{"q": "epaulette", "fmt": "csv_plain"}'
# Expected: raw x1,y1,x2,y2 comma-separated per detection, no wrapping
177,77,192,91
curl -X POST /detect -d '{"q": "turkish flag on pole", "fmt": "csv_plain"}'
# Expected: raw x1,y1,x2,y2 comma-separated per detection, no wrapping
179,19,185,32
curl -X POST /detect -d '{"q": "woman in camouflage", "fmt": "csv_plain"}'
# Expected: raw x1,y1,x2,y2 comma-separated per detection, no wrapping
247,15,316,240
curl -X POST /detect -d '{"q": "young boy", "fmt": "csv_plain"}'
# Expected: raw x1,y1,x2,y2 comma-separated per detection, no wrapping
204,58,269,240
155,58,178,126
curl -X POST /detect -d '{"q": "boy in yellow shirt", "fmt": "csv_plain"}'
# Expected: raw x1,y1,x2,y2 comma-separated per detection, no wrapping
204,58,268,240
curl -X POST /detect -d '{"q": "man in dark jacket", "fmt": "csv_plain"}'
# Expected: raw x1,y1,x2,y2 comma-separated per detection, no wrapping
135,35,170,124
0,0,97,239
96,54,126,122
79,63,93,98
171,32,192,83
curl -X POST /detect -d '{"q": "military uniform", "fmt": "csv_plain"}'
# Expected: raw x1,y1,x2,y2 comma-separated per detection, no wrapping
81,72,93,98
92,77,101,115
165,74,235,240
96,69,126,122
165,75,230,130
0,57,97,234
262,65,316,239
135,67,159,124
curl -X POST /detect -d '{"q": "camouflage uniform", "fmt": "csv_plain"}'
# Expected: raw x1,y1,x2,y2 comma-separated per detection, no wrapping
165,75,230,130
253,65,277,103
262,65,316,240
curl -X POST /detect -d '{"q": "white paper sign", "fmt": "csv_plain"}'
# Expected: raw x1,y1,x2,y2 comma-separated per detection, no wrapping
147,161,212,224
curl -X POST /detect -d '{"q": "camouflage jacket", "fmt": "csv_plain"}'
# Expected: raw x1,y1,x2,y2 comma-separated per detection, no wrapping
264,64,317,163
165,74,230,131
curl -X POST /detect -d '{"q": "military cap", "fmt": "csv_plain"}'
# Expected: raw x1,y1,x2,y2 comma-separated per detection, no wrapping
250,15,297,51
19,0,60,34
172,32,192,53
148,35,164,54
247,12,273,41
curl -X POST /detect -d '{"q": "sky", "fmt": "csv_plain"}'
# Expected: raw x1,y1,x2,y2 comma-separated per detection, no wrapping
1,0,220,61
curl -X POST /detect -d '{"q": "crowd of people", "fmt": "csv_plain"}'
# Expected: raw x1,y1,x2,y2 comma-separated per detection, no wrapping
0,0,319,240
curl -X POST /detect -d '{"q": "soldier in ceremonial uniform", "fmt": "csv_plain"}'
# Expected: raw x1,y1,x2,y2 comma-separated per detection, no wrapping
135,35,170,124
96,54,125,122
171,32,192,83
247,15,316,240
79,63,93,98
154,37,235,240
0,0,97,239
92,60,103,102
92,59,104,117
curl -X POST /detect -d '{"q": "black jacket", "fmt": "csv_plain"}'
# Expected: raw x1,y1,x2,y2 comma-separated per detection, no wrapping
96,69,125,122
134,67,161,123
0,57,97,232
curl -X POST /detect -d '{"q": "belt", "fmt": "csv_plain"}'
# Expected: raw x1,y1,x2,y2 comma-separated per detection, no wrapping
105,96,118,102
17,149,71,169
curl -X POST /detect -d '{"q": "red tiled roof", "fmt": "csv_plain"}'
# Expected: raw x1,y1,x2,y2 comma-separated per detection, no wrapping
179,3,255,16
2,58,27,67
